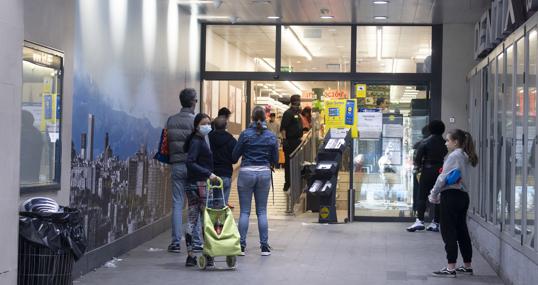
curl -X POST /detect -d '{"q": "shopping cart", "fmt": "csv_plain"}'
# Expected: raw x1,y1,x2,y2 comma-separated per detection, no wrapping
198,178,241,270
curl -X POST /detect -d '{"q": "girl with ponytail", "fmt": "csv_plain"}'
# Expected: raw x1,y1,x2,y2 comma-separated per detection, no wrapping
429,129,478,277
232,106,279,256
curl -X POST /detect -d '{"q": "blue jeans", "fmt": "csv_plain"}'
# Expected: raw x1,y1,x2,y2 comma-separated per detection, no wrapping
222,176,231,204
237,170,271,248
171,163,187,245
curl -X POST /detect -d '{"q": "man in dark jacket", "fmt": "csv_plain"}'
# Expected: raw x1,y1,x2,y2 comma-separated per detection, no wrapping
165,88,196,252
280,94,303,192
209,116,238,207
407,120,448,232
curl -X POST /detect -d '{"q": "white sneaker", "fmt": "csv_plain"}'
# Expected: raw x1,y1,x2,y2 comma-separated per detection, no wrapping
426,222,440,232
406,219,425,232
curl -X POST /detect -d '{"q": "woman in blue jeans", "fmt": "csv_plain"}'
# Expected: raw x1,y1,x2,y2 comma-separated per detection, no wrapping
232,106,279,256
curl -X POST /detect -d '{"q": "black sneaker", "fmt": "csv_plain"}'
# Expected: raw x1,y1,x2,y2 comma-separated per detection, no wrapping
455,266,474,275
185,255,197,267
167,243,181,253
192,245,203,252
261,245,271,256
431,267,456,278
206,256,214,267
240,245,246,256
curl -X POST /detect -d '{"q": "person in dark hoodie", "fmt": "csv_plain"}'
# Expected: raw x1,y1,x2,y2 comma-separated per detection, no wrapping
407,120,448,232
209,116,238,207
183,113,220,267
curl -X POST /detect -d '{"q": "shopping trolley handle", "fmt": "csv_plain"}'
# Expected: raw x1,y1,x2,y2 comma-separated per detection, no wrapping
206,177,223,189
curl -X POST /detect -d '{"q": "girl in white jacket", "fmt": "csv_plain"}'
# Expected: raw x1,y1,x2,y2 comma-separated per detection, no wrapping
428,129,478,278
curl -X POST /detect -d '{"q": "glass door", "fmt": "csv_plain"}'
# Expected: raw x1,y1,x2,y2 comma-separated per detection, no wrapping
352,83,430,220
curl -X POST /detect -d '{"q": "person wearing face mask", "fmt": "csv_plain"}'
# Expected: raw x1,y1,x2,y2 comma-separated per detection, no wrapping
280,94,303,192
183,113,220,267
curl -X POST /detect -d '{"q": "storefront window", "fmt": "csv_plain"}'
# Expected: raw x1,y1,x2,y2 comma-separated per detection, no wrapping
515,38,525,237
505,45,514,229
202,80,247,136
353,84,429,218
496,53,504,225
280,26,351,73
205,25,276,72
527,29,537,247
357,26,432,73
21,44,63,189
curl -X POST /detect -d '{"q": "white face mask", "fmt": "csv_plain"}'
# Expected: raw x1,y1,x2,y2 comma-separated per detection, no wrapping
199,124,212,136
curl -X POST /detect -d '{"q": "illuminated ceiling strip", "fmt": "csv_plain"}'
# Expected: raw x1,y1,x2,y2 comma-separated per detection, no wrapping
284,26,313,61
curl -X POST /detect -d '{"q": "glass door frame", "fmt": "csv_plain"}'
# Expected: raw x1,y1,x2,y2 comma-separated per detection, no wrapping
351,79,432,222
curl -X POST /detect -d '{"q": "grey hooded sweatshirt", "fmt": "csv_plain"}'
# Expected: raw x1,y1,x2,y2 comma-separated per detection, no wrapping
430,148,470,197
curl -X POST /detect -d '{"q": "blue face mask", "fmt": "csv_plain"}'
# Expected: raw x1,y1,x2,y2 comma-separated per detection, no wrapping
199,125,212,136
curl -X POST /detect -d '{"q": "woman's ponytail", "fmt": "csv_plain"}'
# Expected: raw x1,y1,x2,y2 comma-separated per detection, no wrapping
256,120,263,134
251,106,266,135
447,129,479,167
463,131,479,167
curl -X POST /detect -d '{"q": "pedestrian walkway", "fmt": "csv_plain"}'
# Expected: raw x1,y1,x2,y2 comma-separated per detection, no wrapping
74,214,504,285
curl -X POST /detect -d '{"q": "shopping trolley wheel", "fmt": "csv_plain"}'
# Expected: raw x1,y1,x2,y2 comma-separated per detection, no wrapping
198,255,207,270
226,256,237,268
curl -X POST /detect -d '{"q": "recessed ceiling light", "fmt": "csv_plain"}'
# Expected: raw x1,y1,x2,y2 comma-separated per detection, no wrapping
267,16,280,19
373,1,389,4
320,8,334,19
374,16,388,20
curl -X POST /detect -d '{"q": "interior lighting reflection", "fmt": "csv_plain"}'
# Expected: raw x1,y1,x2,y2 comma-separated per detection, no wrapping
143,0,157,66
167,0,179,73
376,26,383,61
109,0,128,54
283,26,313,61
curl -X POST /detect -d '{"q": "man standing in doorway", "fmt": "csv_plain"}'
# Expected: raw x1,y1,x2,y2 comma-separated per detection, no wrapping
280,94,303,192
166,88,197,252
407,120,448,232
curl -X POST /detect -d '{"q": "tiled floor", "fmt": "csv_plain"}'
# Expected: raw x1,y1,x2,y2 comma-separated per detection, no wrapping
75,214,504,285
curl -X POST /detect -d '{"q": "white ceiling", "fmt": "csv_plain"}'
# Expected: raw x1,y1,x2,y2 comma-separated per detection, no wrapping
182,0,490,24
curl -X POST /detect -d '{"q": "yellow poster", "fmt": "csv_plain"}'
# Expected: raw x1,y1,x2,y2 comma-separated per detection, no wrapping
355,84,367,98
324,99,358,138
41,93,57,132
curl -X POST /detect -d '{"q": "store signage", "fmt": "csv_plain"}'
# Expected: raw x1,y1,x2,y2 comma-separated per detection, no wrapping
23,46,62,69
324,99,358,138
474,0,532,59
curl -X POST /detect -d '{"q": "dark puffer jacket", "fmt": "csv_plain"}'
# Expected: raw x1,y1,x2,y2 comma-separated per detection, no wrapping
209,130,238,178
166,109,195,163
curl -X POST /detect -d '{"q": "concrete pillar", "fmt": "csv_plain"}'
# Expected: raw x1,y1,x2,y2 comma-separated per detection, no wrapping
0,0,23,283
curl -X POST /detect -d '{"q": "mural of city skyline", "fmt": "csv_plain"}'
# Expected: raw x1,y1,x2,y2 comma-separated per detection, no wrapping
71,0,198,251
70,109,172,250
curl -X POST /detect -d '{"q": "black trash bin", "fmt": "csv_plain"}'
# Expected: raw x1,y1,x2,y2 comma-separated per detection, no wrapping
18,207,87,285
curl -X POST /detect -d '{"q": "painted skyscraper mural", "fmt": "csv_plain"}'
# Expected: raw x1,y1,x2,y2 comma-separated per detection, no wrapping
71,0,199,250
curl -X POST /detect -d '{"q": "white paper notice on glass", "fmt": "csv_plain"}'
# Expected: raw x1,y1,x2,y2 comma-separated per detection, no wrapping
383,124,404,138
357,110,382,139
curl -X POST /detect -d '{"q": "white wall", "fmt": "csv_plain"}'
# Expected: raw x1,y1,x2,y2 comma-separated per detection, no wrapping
442,24,477,131
21,0,75,206
0,0,23,283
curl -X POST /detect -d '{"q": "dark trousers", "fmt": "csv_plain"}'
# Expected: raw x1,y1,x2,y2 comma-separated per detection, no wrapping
417,167,441,222
283,138,301,191
440,190,472,264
